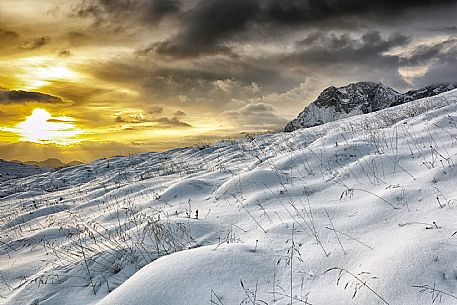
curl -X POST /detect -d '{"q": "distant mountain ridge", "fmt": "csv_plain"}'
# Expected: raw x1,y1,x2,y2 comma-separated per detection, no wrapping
13,158,84,169
0,159,49,182
284,82,457,132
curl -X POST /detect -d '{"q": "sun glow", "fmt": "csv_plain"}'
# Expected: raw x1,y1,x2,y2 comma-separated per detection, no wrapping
13,109,82,145
13,56,81,90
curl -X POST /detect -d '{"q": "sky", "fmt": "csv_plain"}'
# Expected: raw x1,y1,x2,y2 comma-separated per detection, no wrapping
0,0,456,162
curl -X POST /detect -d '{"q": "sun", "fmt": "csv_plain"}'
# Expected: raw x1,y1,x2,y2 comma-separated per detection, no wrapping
14,108,82,145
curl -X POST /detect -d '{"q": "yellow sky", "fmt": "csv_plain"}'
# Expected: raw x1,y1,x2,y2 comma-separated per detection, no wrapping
0,0,256,162
0,46,244,162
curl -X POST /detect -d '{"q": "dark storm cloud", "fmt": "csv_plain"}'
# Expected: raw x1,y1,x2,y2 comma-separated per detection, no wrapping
0,89,63,104
76,0,180,27
148,0,454,58
400,39,457,66
150,41,233,58
18,36,51,50
406,40,457,86
274,30,413,89
140,0,181,23
431,26,457,33
150,0,258,57
418,58,457,86
263,0,456,24
284,31,410,67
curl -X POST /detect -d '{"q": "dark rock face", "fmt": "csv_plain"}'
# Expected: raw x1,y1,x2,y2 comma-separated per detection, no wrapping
284,82,457,132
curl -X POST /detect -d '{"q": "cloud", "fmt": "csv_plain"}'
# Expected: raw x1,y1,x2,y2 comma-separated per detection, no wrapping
140,0,181,24
0,28,19,54
148,105,164,114
67,31,88,45
279,30,411,89
173,110,186,117
36,80,111,106
63,0,457,101
400,39,457,66
115,110,192,128
82,56,289,111
72,0,454,59
155,116,191,127
46,118,74,123
263,0,455,25
286,31,410,67
75,0,181,27
57,49,72,57
17,36,51,50
430,26,457,33
258,78,323,114
149,0,257,58
223,102,287,130
115,112,151,123
0,28,19,42
148,40,234,58
0,89,63,104
406,41,457,86
146,0,454,58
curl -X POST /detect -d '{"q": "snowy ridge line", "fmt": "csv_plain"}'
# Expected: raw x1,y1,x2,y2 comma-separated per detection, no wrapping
0,89,457,304
0,160,49,184
285,81,457,132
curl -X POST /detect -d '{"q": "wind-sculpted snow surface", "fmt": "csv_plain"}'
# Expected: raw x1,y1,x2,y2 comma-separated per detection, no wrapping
1,90,457,305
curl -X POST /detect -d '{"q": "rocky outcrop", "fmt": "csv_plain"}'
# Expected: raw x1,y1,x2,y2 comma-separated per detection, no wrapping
285,82,457,132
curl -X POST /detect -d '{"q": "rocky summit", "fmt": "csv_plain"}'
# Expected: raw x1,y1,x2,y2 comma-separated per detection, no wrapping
284,81,457,132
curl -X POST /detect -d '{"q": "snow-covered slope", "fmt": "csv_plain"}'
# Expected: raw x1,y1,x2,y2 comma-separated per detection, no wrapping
0,159,49,183
1,89,457,305
285,82,457,132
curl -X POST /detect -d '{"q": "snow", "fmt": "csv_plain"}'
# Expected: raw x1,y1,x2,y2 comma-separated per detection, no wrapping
1,89,457,305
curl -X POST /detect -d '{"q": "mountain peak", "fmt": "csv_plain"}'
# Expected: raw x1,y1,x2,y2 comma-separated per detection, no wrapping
0,159,49,182
24,158,84,169
284,81,456,132
314,81,399,110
